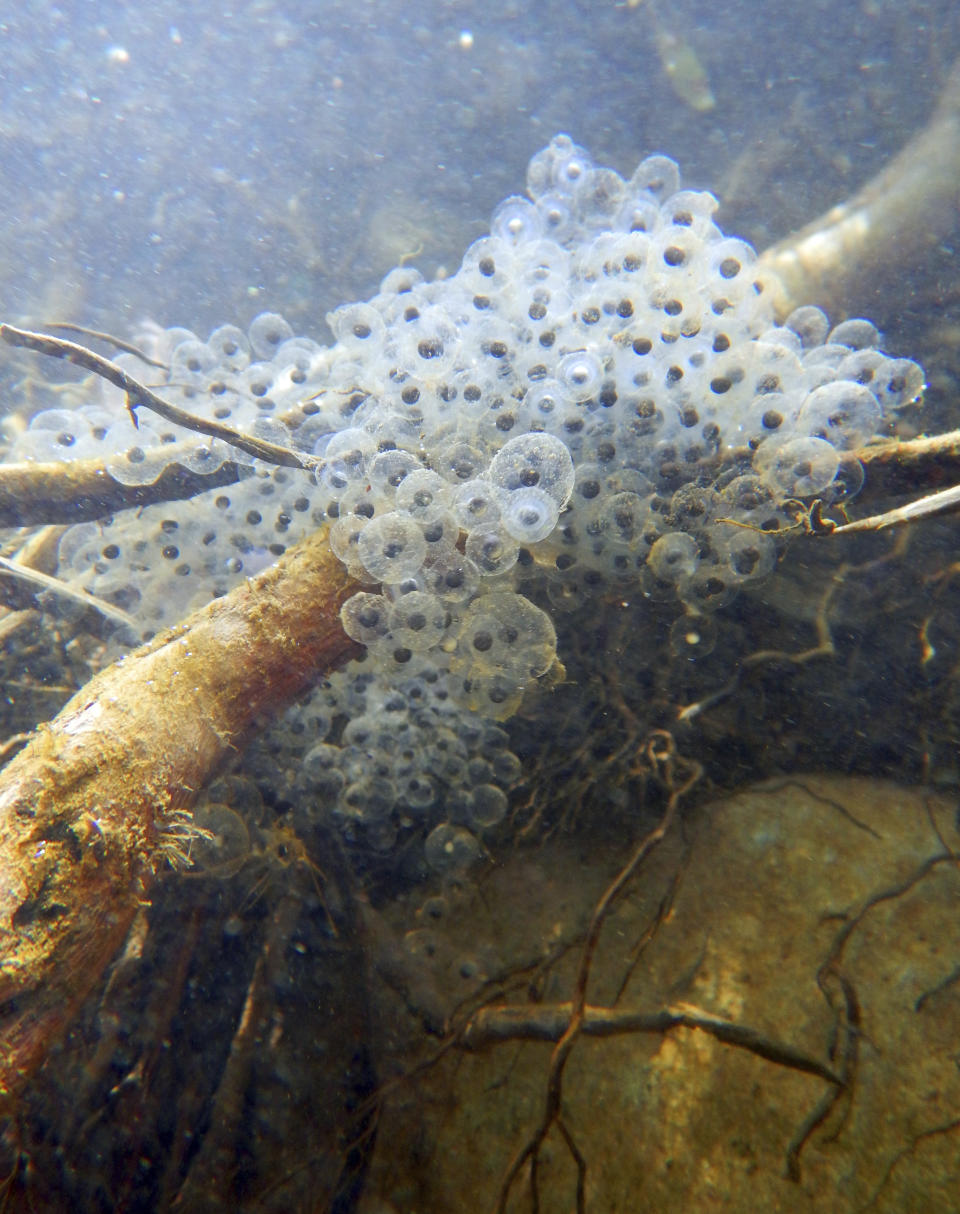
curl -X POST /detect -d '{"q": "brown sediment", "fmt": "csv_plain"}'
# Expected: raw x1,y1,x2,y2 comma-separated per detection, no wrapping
0,524,360,1109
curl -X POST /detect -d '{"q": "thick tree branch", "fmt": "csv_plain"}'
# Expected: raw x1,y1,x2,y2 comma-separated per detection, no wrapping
0,525,361,1109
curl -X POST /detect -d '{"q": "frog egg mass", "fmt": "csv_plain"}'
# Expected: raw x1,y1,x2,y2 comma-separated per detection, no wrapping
8,135,924,861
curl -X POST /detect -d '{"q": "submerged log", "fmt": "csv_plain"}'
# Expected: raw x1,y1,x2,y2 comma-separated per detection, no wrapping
0,525,360,1110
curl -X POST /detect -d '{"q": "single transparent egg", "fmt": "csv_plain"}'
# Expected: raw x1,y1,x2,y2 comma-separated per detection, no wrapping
468,784,508,829
421,551,481,603
647,531,700,583
487,432,575,508
464,526,520,575
328,301,386,350
784,306,830,350
369,448,420,496
526,133,593,199
491,195,544,246
598,491,649,548
668,612,718,659
535,191,575,242
710,524,776,583
340,591,391,644
387,590,451,651
557,350,603,401
797,381,882,450
828,318,879,350
170,339,220,383
396,468,453,522
499,486,560,544
872,357,925,411
207,323,252,371
757,436,840,497
629,154,680,203
104,424,167,485
248,311,295,360
424,823,484,874
459,666,525,720
357,512,428,583
573,168,627,227
453,479,501,530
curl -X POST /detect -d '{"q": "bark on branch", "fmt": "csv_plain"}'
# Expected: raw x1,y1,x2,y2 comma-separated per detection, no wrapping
0,525,360,1110
0,452,244,527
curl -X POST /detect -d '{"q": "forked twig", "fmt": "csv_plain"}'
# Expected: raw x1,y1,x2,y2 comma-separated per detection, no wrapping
43,321,169,369
0,324,318,472
463,1000,842,1086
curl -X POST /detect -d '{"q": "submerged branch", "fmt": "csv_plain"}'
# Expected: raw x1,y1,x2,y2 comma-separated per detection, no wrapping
0,525,361,1109
0,324,318,472
758,56,960,319
0,451,244,527
461,1000,842,1087
831,482,960,533
43,321,169,370
857,430,960,496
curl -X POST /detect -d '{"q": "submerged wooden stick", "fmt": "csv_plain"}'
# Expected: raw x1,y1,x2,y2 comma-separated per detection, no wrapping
0,525,361,1109
857,429,960,496
758,56,960,319
461,1001,842,1086
0,452,243,527
5,427,960,535
831,480,960,533
0,324,318,472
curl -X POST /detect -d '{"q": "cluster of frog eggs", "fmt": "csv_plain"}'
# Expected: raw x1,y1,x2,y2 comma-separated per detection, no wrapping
6,134,924,867
253,654,524,870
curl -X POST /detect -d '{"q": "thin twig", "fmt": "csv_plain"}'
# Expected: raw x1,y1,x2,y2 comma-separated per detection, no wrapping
494,732,702,1214
0,324,319,472
785,971,860,1182
463,1000,842,1086
0,733,31,763
859,1115,960,1211
0,553,137,630
677,566,840,723
831,481,960,533
174,894,302,1210
42,321,169,370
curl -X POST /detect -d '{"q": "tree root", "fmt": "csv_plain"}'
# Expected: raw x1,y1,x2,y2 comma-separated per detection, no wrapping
461,1000,843,1087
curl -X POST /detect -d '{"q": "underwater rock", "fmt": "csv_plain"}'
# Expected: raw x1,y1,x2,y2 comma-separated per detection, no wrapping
361,774,960,1213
